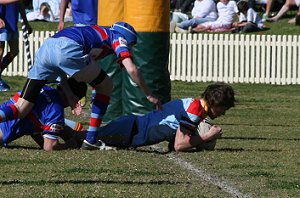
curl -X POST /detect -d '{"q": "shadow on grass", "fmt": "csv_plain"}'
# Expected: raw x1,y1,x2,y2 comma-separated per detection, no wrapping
221,136,300,141
134,148,171,155
221,123,297,127
3,145,41,150
216,148,282,152
0,178,188,186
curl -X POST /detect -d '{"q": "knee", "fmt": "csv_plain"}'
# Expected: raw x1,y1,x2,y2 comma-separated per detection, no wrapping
14,99,34,119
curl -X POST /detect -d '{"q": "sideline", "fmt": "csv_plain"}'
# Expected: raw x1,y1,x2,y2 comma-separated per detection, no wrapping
150,145,251,198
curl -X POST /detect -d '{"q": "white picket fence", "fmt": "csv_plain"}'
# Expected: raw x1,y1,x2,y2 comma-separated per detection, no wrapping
169,33,300,85
3,31,56,77
3,31,300,85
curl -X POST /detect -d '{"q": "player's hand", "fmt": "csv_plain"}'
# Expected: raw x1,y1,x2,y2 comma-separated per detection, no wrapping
208,125,222,140
71,100,82,116
147,95,163,110
58,21,64,31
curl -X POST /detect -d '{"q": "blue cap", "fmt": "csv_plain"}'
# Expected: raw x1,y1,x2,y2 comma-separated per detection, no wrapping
111,22,137,46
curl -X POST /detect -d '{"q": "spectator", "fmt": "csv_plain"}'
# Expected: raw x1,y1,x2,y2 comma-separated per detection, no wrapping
32,0,61,18
191,0,239,33
26,2,56,21
250,0,286,22
58,0,97,30
174,0,195,12
267,0,299,22
171,0,194,24
175,0,218,33
0,1,32,91
232,0,264,33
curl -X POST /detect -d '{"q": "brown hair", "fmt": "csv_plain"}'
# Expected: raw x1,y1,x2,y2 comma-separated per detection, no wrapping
201,82,236,109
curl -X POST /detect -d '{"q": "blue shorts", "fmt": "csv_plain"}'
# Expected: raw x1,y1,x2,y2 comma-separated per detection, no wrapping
97,115,137,147
0,31,18,41
0,100,34,145
28,37,91,82
97,114,176,148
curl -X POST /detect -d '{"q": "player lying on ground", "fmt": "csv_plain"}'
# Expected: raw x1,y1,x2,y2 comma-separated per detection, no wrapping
0,78,87,151
0,21,162,151
69,82,236,152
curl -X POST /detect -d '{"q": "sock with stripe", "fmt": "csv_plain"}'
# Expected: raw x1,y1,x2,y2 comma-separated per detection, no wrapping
0,104,18,123
86,92,110,144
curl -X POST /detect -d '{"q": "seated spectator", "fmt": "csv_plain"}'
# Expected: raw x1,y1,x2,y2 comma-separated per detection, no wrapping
26,2,55,22
32,0,60,18
247,0,286,22
191,0,239,33
267,0,299,22
170,0,194,24
173,0,194,12
231,0,264,33
175,0,218,33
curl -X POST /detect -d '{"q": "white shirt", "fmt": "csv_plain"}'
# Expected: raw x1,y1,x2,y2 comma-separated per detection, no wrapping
32,0,61,18
191,0,218,20
239,8,264,29
216,1,239,24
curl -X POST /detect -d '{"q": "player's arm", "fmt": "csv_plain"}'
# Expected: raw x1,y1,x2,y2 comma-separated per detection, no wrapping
59,76,82,115
174,124,223,152
121,57,162,110
58,0,70,30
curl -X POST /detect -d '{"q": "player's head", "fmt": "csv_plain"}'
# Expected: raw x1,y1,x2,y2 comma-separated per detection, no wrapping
201,83,236,119
111,21,137,47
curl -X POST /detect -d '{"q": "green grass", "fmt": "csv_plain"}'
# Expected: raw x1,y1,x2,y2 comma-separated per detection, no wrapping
0,77,299,197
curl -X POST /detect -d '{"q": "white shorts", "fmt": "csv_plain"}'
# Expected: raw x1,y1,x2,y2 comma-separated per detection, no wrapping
202,21,231,30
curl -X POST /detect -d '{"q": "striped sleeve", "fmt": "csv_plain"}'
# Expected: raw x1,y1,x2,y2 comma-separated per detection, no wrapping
179,99,207,132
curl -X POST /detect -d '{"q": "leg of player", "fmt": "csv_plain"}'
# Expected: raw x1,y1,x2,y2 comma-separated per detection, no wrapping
0,39,18,91
0,78,46,123
72,60,113,150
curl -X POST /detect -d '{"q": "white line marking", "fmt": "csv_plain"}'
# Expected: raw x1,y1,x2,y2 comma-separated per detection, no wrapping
150,145,251,198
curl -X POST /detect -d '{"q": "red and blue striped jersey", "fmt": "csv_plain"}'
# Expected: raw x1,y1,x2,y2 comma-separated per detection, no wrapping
0,86,65,145
52,25,132,63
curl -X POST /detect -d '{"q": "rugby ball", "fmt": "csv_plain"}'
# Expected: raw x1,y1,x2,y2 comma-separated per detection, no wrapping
196,119,217,151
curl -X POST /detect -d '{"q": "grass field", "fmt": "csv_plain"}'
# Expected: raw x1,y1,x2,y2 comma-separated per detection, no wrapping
0,76,299,197
3,9,300,197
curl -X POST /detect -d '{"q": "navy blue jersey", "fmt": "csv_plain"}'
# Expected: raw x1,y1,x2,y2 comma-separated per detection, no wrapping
71,0,97,25
0,2,19,33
